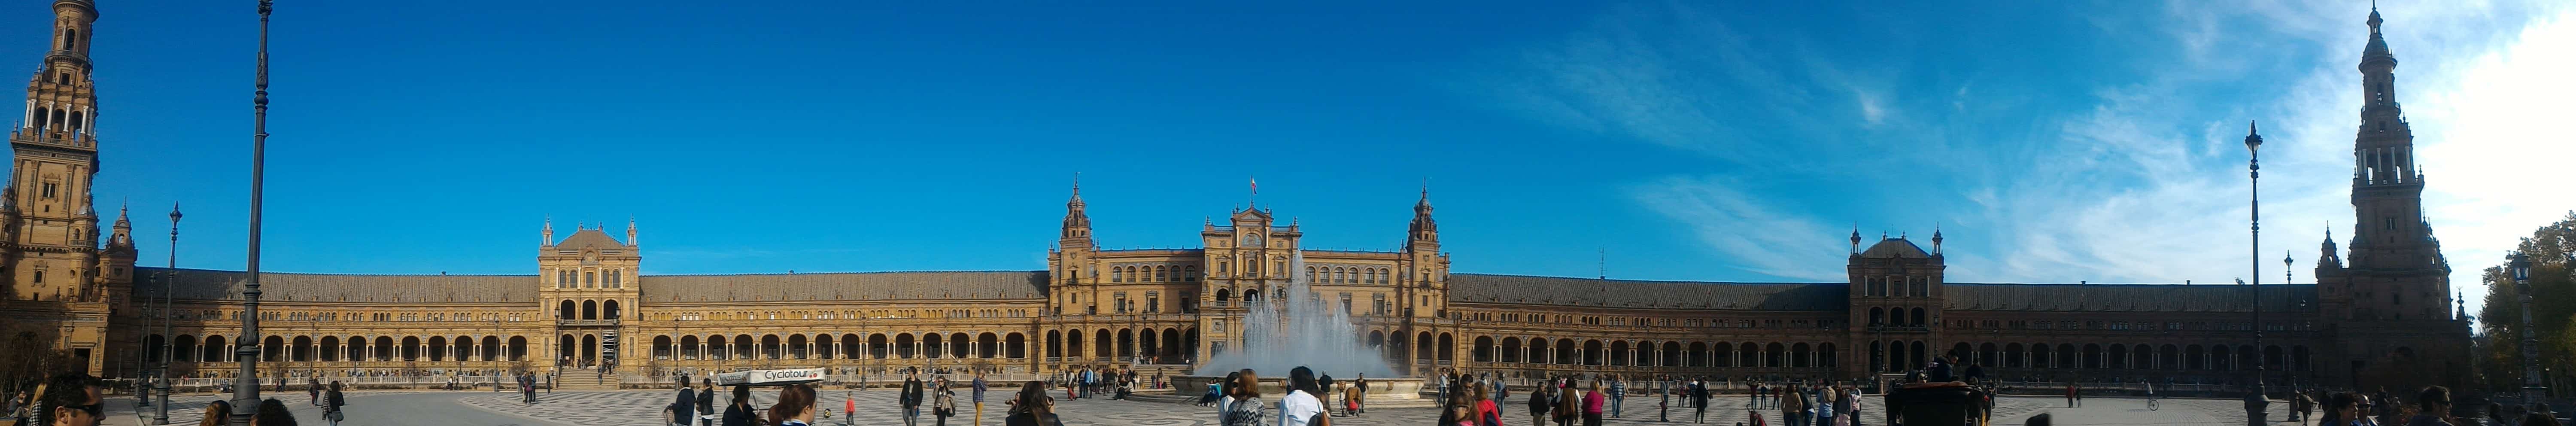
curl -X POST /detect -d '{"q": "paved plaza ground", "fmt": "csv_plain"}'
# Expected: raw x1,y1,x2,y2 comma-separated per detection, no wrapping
100,389,2324,426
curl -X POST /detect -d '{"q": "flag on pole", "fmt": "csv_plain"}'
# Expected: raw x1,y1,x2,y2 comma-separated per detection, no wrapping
1250,178,1258,195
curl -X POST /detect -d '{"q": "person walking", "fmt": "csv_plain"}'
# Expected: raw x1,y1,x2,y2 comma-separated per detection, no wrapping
2063,383,2076,408
307,378,321,406
322,381,347,426
902,374,927,426
1583,380,1607,426
1317,372,1337,416
972,374,988,426
675,377,699,426
935,382,958,426
722,385,758,426
1778,385,1804,426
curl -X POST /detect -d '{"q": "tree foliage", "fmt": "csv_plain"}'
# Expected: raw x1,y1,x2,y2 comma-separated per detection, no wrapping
2474,211,2576,392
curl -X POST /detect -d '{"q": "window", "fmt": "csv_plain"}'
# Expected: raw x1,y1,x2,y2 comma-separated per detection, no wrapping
41,183,56,199
1145,292,1160,313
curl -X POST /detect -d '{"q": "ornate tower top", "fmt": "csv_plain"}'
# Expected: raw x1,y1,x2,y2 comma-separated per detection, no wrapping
1060,177,1091,241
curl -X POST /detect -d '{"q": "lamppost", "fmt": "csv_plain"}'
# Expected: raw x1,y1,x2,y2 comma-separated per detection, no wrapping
2243,121,2269,426
2283,250,2293,392
2511,252,2547,407
155,204,179,425
230,1,274,423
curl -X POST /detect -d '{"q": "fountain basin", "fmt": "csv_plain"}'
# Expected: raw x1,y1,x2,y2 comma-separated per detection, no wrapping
1170,375,1424,401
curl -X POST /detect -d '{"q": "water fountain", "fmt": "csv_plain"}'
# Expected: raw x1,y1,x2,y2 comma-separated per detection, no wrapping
1174,253,1425,401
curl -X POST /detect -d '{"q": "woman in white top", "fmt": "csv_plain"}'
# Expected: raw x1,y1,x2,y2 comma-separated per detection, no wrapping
1278,367,1330,426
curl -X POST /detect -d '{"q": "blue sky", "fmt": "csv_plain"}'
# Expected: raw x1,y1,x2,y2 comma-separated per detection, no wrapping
12,1,2573,313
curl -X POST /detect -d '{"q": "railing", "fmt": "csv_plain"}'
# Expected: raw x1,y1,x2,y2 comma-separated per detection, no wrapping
557,319,620,327
1864,326,1930,333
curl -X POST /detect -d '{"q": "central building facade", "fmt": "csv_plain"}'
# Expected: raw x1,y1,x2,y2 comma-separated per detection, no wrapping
9,2,2471,392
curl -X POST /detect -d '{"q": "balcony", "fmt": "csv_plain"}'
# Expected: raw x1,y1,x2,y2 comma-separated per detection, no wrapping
556,319,620,327
1864,325,1930,333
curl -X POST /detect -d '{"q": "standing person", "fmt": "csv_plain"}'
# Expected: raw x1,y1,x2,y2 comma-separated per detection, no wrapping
1659,375,1673,422
2404,386,2453,426
1221,370,1266,426
36,373,104,426
307,378,321,406
972,374,988,426
1529,377,1555,426
1317,372,1336,416
700,379,718,426
1608,375,1626,419
1834,386,1857,426
768,384,817,426
1279,367,1329,426
1777,385,1803,426
1004,381,1063,426
902,374,927,426
722,385,759,426
675,377,699,426
1583,380,1607,426
1493,374,1508,405
2063,383,2075,408
1354,374,1369,415
1690,379,1711,424
1812,386,1833,426
323,381,348,426
934,382,957,426
1555,379,1581,426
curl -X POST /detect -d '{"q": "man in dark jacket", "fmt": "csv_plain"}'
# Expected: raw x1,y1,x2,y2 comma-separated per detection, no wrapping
673,377,696,426
901,374,926,426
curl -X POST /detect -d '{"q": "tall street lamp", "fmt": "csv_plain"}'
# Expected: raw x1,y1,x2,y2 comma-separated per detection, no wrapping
2243,121,2269,426
2511,252,2547,406
230,1,274,423
155,203,179,425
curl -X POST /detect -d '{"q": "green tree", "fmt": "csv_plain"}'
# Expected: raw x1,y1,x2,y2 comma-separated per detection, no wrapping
2474,211,2576,393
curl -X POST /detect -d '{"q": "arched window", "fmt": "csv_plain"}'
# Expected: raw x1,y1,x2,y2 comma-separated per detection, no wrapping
1909,307,1926,326
1868,307,1884,326
62,29,75,51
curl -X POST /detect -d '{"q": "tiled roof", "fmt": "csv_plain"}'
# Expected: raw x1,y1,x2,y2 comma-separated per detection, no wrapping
131,267,538,304
1446,274,1846,310
638,271,1049,303
553,228,625,249
1860,238,1932,259
1943,283,2319,312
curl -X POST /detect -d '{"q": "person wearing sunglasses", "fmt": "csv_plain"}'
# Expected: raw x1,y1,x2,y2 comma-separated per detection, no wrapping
36,373,104,426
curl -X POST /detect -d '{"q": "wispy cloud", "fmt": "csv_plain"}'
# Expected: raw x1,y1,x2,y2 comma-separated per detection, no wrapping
1492,0,2576,305
1628,176,1848,281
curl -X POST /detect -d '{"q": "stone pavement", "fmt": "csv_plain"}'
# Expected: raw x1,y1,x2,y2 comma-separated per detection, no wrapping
101,389,2317,426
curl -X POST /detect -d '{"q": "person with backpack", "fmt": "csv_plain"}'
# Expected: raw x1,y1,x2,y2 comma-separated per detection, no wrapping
901,374,927,426
1003,381,1062,426
674,377,698,426
933,381,957,426
721,385,758,426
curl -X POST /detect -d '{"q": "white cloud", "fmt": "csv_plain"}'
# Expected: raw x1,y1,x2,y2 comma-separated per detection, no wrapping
1628,176,1849,282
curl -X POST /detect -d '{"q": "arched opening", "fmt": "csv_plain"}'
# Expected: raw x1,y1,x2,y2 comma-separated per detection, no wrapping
1766,343,1786,368
1116,329,1134,359
2187,345,2206,370
509,336,529,361
1820,342,1837,368
1437,333,1454,362
1093,329,1111,358
374,336,393,361
291,336,313,362
1662,342,1682,367
1473,337,1495,362
2055,343,2076,369
176,335,199,362
2030,343,2051,369
1529,339,1549,364
682,335,701,360
1502,338,1522,363
1045,331,1062,358
581,335,598,365
1979,343,1999,367
763,335,783,359
735,334,755,359
2132,344,2153,370
1791,343,1812,368
1608,341,1628,366
603,300,620,320
870,334,890,359
897,334,917,359
582,300,598,320
2106,344,2127,369
787,335,808,359
1909,307,1926,326
1692,342,1711,368
1557,338,1578,365
404,336,423,362
1417,332,1434,362
201,335,227,363
560,300,575,320
1005,333,1026,359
